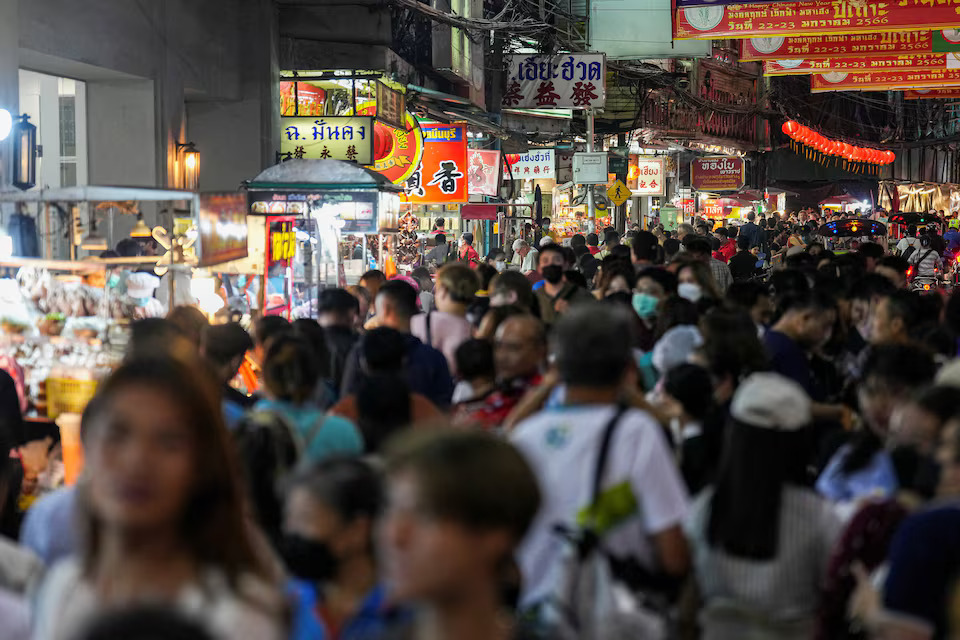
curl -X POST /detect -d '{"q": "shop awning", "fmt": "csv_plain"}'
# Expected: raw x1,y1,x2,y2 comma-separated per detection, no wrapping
819,194,862,207
245,159,401,191
0,185,196,203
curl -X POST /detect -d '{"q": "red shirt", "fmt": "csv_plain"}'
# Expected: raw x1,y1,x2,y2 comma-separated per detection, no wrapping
459,244,480,267
455,374,542,430
713,238,737,263
587,246,600,255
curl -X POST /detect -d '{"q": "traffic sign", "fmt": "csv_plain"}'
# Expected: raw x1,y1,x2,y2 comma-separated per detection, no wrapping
607,179,632,206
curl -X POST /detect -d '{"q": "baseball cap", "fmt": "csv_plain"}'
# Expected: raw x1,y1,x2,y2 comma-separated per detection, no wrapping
730,372,811,431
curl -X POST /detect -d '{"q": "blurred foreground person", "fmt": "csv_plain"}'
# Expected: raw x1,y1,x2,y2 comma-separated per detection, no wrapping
71,606,216,640
284,458,406,640
378,430,541,640
685,373,841,640
32,357,285,640
0,425,29,640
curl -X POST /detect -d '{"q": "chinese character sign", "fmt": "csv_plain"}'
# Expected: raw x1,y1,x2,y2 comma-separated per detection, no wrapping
504,149,556,181
280,116,374,164
402,124,468,204
467,150,501,196
503,54,606,109
691,157,746,191
632,157,665,196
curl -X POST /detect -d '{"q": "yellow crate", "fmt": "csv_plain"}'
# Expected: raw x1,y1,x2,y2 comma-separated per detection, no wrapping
46,378,98,420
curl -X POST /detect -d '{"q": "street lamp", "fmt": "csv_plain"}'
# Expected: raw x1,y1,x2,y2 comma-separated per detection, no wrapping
176,142,199,190
12,114,37,191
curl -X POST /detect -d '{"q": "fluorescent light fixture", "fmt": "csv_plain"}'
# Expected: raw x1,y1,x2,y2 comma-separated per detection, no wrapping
0,109,11,141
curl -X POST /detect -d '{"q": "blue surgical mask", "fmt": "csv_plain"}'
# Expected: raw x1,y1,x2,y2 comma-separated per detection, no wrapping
632,292,659,318
106,273,120,289
135,297,152,307
237,275,247,288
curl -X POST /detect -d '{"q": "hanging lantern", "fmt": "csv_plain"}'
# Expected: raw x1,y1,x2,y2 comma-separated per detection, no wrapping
885,150,896,164
783,120,800,136
11,114,36,191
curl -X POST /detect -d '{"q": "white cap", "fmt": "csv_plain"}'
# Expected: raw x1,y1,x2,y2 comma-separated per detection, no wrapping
126,272,160,298
652,326,702,374
730,372,811,431
539,236,554,247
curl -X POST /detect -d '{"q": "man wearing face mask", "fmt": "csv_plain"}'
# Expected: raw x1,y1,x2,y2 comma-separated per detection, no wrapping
282,458,407,640
533,244,595,328
633,268,678,351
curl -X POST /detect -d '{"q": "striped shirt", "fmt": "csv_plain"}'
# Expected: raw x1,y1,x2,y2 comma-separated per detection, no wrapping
709,258,733,293
685,486,842,640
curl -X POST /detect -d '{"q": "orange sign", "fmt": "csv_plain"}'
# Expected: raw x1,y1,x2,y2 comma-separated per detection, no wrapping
742,32,937,61
401,124,468,205
764,54,948,76
812,68,960,92
357,102,423,185
675,1,960,40
905,88,960,99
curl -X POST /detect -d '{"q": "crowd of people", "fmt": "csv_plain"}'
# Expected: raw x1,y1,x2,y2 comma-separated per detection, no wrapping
3,213,960,640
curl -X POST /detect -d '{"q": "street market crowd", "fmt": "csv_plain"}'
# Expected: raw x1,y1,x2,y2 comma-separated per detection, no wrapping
4,210,960,640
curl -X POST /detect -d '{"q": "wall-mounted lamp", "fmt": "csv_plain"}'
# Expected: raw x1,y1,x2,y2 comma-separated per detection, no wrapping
176,142,199,191
12,114,37,191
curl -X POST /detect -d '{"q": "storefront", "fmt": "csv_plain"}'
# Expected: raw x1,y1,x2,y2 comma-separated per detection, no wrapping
242,159,401,318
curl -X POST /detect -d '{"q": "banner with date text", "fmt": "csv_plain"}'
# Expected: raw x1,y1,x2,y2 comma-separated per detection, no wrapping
675,1,960,40
811,68,960,92
904,88,960,100
764,54,952,76
742,31,960,61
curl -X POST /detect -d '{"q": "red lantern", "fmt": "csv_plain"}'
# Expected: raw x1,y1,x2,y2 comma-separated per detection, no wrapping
885,150,896,164
783,120,800,136
841,143,853,157
374,125,394,160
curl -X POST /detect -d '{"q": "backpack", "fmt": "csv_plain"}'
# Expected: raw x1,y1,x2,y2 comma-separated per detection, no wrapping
901,240,919,263
535,405,670,640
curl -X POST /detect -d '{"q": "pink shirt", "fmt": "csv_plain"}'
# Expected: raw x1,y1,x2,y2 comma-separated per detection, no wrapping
411,311,473,375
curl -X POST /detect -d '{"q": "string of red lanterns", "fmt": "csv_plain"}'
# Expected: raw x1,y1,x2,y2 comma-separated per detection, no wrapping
781,120,895,167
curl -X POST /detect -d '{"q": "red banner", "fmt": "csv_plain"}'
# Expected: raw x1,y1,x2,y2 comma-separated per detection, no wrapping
675,1,960,40
764,54,948,75
812,68,960,92
904,88,960,99
401,124,468,204
741,32,937,61
691,157,746,192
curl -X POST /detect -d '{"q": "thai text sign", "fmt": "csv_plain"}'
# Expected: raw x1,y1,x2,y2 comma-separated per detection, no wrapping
675,1,960,40
692,157,746,191
280,116,374,164
764,54,949,75
503,54,606,109
467,150,501,196
812,68,960,91
197,193,248,267
505,149,556,180
633,157,665,196
905,88,960,99
700,199,727,218
402,124,468,204
677,0,791,6
741,31,959,61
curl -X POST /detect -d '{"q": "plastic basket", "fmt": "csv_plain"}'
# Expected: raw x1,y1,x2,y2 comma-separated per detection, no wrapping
46,378,98,420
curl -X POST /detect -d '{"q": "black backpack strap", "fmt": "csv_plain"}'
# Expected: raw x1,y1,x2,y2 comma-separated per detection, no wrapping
592,404,629,507
425,311,433,348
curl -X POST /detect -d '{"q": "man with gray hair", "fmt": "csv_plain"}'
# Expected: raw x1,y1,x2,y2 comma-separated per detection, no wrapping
511,305,690,609
511,238,539,274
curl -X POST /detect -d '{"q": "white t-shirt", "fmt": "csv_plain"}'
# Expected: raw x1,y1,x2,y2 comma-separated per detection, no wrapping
511,405,690,608
896,236,920,255
32,560,285,640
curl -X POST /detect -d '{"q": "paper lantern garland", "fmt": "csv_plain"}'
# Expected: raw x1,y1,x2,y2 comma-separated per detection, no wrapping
781,120,894,174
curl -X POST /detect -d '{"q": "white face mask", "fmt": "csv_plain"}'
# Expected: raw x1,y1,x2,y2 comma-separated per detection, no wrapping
495,260,506,272
678,282,703,303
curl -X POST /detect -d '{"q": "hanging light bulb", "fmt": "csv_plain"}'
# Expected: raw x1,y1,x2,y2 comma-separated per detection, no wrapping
130,212,152,238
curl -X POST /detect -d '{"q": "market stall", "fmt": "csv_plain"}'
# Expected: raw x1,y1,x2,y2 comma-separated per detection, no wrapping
820,194,868,215
243,159,401,318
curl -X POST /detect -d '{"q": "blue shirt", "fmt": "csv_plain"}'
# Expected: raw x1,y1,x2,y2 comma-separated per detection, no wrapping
253,399,363,462
764,330,819,399
341,334,454,409
884,503,960,638
815,445,898,503
20,486,77,567
288,581,407,640
945,230,960,252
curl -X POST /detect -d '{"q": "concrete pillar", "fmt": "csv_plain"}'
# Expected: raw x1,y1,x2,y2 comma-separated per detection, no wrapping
0,0,18,189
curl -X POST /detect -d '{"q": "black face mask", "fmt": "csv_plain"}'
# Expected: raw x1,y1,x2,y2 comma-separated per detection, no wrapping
541,264,564,284
280,533,339,583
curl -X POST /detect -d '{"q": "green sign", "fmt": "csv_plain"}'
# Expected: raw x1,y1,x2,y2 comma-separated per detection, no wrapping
933,31,960,53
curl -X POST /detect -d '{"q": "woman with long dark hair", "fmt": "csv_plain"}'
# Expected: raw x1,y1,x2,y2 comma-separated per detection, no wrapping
32,356,285,640
685,372,841,640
